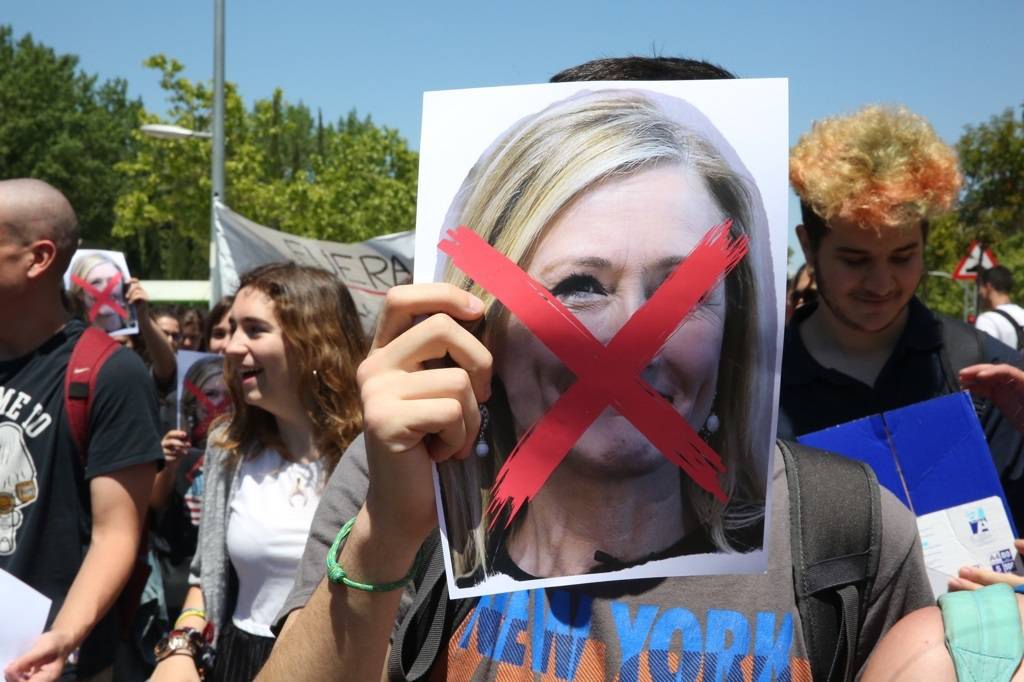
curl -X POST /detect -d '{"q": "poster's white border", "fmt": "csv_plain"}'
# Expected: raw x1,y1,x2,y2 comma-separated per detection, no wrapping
415,79,789,599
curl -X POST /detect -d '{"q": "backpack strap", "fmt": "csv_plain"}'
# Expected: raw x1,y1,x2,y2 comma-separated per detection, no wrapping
938,316,988,395
63,327,151,641
64,326,120,464
388,530,477,681
938,316,992,422
989,309,1024,351
780,439,882,682
938,583,1024,680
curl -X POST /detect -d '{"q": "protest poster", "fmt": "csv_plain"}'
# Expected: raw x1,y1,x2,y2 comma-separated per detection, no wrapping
63,249,138,336
214,202,413,333
176,350,229,447
798,392,1022,597
416,79,789,597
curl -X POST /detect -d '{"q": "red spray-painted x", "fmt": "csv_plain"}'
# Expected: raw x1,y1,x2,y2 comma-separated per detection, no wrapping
71,272,129,323
438,220,749,528
183,378,231,442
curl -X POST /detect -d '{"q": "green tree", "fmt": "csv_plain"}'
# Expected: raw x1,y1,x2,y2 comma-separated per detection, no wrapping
0,26,142,251
959,105,1024,239
114,56,418,279
114,55,247,279
921,103,1024,317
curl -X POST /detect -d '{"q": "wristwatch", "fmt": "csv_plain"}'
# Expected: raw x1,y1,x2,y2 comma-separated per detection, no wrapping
154,627,205,662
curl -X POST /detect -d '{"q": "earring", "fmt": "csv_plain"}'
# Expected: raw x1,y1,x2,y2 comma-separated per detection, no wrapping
475,404,490,457
699,408,720,442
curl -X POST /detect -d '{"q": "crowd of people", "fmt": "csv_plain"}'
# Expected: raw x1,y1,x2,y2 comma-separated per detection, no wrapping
2,54,1024,682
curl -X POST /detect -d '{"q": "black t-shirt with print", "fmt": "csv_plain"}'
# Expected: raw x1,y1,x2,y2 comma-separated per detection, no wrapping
0,320,163,674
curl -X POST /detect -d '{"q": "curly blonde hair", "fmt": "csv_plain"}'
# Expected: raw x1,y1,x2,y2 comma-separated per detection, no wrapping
790,105,961,231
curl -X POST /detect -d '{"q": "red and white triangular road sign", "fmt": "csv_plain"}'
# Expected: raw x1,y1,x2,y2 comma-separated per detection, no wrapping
953,241,998,280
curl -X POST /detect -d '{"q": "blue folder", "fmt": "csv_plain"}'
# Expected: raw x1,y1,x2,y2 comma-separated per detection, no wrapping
797,392,1017,536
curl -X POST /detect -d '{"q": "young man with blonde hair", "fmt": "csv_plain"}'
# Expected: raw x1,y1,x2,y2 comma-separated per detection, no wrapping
780,105,1024,528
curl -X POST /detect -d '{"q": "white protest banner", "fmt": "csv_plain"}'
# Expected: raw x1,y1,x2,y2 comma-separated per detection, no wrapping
214,201,413,332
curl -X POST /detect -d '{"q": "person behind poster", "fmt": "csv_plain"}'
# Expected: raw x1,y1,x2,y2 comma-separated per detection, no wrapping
261,59,932,682
180,308,204,352
66,250,135,334
432,87,774,589
202,296,235,354
141,314,234,680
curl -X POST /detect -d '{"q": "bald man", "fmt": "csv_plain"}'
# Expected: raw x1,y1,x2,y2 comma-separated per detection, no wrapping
0,179,163,681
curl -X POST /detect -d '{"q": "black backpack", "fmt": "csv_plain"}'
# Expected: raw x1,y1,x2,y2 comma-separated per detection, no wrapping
387,440,882,682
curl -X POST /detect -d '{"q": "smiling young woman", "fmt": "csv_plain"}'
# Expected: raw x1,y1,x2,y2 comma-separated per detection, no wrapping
150,263,367,682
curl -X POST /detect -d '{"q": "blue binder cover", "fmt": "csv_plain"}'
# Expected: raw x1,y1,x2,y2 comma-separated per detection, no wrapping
797,392,1017,536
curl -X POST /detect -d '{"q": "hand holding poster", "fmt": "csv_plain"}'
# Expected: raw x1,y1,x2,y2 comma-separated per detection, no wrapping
63,249,139,336
415,80,788,597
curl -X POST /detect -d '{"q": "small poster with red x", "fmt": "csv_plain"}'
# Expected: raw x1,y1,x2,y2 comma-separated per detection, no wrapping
416,80,789,597
176,350,230,447
63,249,139,337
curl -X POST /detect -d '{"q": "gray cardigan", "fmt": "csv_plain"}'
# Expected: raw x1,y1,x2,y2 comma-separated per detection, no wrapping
188,437,239,648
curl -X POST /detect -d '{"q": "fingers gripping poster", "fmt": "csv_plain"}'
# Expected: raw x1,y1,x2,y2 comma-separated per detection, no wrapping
415,80,789,598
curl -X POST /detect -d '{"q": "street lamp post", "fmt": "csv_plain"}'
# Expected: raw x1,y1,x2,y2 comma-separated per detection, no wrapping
211,0,225,303
141,0,225,306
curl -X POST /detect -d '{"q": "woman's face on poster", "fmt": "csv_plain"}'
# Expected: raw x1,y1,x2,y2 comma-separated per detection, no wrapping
493,164,728,478
83,260,127,330
194,371,228,426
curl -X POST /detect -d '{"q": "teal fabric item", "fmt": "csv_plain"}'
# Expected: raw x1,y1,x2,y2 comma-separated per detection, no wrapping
938,583,1024,681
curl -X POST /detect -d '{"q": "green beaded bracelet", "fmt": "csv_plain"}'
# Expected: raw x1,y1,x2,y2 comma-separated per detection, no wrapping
325,516,423,592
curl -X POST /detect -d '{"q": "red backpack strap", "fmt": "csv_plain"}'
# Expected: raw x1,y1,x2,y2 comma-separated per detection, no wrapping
64,327,121,465
65,327,152,640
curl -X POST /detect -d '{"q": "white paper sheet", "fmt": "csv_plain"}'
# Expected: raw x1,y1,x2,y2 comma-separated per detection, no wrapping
0,568,51,670
917,495,1022,598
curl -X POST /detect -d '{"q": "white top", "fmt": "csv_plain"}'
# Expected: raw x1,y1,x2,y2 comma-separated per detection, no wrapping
975,303,1024,350
226,449,323,637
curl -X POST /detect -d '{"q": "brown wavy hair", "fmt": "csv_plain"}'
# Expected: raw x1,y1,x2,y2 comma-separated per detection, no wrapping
215,263,368,476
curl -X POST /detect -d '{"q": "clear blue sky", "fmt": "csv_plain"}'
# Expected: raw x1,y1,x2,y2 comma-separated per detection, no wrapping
7,0,1023,269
